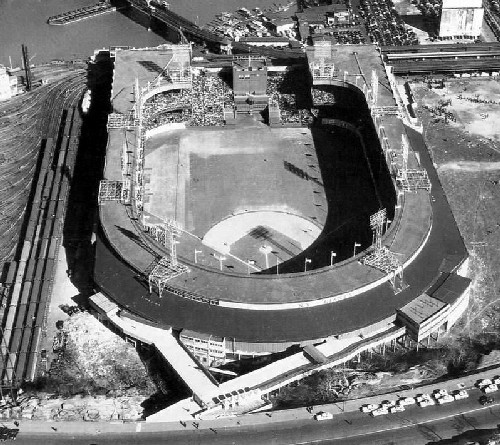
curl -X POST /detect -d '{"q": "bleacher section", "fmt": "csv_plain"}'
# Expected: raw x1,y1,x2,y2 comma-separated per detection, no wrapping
0,107,81,387
266,71,313,126
140,73,233,130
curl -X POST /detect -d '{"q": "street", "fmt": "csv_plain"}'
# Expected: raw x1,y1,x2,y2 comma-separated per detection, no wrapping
9,387,500,445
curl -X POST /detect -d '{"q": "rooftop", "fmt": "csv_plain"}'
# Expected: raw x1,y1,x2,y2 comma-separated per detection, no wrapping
306,43,397,108
442,0,483,9
429,273,471,305
398,293,447,326
297,5,338,22
111,45,191,114
232,57,267,70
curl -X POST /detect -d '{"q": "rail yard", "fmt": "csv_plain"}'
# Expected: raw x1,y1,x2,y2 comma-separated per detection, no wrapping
0,69,86,388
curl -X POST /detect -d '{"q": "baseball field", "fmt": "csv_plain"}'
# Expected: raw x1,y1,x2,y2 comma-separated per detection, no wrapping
141,113,392,273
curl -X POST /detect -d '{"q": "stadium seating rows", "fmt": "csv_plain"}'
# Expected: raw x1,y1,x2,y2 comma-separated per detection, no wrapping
142,73,234,130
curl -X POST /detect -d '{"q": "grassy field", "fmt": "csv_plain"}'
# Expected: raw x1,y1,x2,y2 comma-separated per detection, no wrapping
143,115,391,272
413,78,500,338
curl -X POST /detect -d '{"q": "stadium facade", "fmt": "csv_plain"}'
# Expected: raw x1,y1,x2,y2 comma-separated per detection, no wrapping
94,42,470,367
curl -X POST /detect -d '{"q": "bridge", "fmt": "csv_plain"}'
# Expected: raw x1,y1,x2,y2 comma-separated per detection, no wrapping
124,0,305,59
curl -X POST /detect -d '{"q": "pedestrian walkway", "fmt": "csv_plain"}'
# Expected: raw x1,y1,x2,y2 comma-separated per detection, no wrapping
147,323,405,422
91,294,220,406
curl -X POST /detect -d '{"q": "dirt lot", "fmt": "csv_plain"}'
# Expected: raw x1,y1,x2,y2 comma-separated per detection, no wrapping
412,77,500,336
6,311,155,422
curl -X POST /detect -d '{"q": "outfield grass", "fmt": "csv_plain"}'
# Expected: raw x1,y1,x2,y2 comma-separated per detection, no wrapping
144,122,324,240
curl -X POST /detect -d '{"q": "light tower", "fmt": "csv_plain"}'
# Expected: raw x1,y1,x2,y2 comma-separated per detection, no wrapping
21,44,32,91
401,133,409,178
362,208,404,292
147,218,189,296
164,219,182,266
370,208,387,252
371,70,378,106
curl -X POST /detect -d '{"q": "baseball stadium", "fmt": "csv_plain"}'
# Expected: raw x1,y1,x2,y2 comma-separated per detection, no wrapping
94,42,470,370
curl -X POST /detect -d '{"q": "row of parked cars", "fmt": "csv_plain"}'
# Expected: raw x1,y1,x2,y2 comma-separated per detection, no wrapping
361,388,470,416
476,377,500,405
315,376,500,421
477,377,500,393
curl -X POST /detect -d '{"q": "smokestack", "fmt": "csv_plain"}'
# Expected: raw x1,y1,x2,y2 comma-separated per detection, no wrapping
21,44,32,91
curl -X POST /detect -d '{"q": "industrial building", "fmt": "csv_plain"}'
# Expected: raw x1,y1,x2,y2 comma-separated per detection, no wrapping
439,0,484,40
0,67,17,102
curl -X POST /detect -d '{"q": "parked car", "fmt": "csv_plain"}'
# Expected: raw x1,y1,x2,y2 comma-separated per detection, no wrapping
433,389,448,398
418,398,436,408
380,400,396,409
314,411,333,421
370,407,389,417
397,397,415,406
389,405,405,413
437,394,455,404
483,384,498,394
360,404,379,413
477,379,493,388
416,394,432,403
452,390,469,400
479,395,494,405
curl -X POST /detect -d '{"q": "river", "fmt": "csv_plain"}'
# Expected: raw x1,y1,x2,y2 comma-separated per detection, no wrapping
0,0,291,67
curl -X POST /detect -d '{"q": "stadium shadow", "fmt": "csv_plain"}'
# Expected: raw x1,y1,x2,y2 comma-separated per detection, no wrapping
62,52,112,296
137,343,191,417
263,89,396,274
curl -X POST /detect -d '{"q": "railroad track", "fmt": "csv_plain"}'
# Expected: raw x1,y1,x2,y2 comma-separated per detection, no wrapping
0,71,87,264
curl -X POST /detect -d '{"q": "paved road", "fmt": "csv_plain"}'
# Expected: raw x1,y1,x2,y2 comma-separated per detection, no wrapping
8,387,500,445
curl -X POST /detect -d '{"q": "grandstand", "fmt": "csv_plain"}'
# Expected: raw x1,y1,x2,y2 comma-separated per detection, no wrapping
94,43,469,370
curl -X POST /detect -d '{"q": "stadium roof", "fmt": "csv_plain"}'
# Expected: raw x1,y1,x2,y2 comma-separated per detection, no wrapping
398,293,447,326
429,273,471,305
95,48,468,343
95,124,468,342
